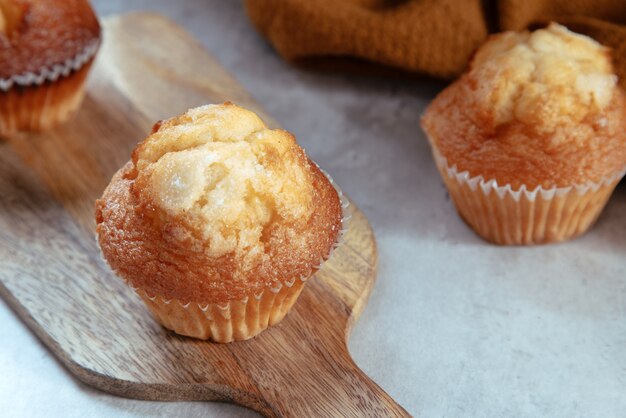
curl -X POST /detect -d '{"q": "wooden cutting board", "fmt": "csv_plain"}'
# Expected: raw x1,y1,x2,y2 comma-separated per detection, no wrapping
0,12,410,418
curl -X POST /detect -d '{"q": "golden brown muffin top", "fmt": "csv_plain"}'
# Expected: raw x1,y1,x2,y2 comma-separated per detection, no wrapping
422,23,626,189
0,0,100,80
96,103,342,304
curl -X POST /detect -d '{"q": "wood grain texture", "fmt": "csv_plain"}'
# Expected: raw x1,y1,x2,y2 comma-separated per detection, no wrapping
0,13,410,417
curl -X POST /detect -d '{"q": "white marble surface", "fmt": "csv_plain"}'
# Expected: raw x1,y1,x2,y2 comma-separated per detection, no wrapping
3,1,626,417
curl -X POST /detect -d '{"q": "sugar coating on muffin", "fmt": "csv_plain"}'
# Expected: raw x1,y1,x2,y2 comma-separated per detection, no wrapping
97,103,342,304
422,23,626,188
133,104,314,261
470,23,616,131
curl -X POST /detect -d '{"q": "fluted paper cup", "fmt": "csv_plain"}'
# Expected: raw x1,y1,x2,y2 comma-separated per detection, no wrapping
0,39,100,135
431,147,624,245
138,278,307,343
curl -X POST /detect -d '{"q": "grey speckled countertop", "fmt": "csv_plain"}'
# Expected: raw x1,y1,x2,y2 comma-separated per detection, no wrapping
2,1,626,417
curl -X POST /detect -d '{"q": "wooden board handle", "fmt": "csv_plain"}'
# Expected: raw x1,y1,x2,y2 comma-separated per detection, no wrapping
247,343,410,418
229,284,410,417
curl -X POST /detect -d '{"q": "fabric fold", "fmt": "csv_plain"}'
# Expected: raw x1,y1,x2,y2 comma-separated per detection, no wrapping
245,0,626,86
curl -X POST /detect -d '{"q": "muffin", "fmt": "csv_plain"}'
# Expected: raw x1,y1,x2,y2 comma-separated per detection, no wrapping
0,0,101,135
421,23,626,245
96,103,343,342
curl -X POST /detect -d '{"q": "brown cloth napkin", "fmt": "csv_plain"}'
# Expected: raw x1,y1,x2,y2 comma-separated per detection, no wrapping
245,0,626,85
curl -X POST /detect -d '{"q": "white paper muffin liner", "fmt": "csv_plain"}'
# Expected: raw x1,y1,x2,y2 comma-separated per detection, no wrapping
138,278,308,342
434,148,626,201
430,145,625,245
0,39,100,91
124,164,350,342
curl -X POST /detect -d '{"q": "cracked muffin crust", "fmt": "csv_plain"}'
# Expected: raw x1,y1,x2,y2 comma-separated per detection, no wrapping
422,23,626,190
96,103,342,306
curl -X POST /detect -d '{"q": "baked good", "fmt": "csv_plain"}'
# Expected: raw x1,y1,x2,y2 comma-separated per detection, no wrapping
0,0,101,135
96,103,343,342
421,23,626,245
